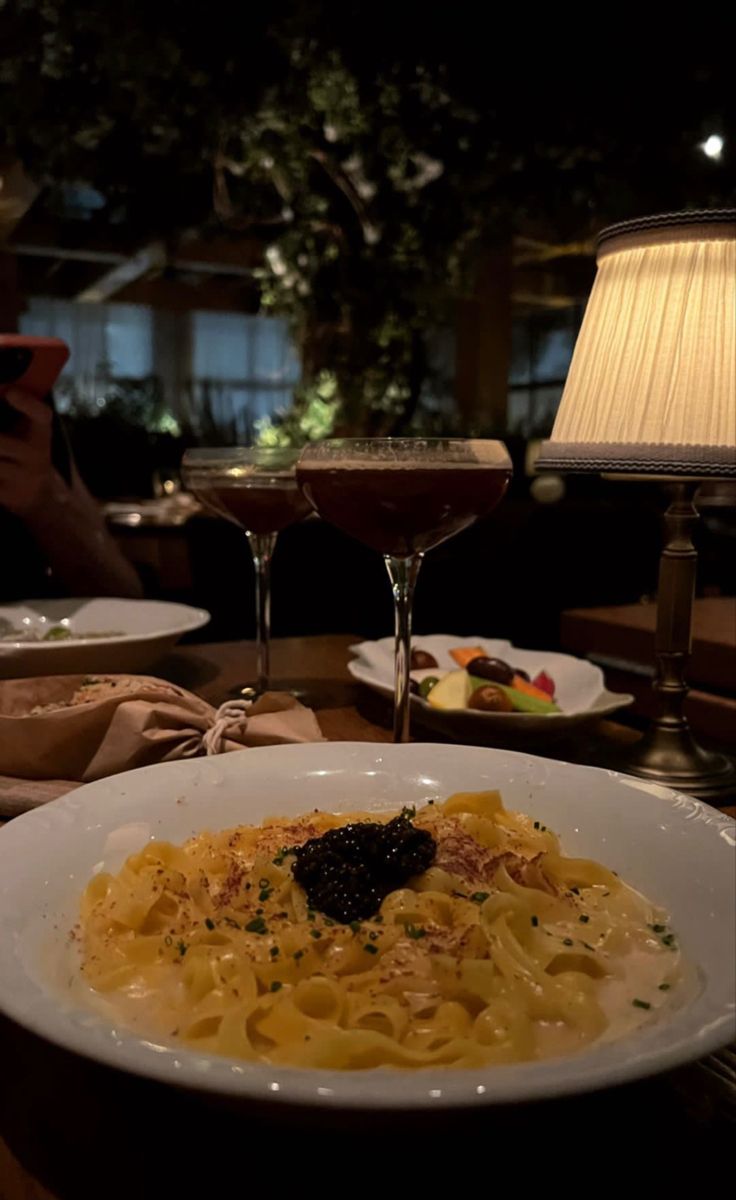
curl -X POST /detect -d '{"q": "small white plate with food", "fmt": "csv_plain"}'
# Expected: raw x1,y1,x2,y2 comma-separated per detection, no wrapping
0,598,210,678
0,742,732,1110
349,634,633,741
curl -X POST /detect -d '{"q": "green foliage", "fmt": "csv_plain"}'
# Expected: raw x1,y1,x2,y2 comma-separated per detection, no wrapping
255,371,339,447
1,4,732,431
57,375,176,430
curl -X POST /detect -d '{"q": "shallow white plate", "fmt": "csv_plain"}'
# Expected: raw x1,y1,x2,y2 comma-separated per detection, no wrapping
349,635,633,742
0,598,210,678
0,742,733,1110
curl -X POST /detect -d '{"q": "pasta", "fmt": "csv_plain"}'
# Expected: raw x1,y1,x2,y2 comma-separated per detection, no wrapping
79,791,683,1069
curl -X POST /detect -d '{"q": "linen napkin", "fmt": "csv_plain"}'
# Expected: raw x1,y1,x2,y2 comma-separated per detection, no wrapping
0,674,324,814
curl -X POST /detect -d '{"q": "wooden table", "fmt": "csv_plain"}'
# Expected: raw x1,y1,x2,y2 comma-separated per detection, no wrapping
562,597,736,745
2,634,675,815
1,635,734,1197
162,633,395,744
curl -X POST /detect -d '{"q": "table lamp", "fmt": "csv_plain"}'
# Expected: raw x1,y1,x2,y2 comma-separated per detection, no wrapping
538,210,736,799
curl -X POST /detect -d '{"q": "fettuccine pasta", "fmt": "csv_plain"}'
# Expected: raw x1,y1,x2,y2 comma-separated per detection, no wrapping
79,791,682,1068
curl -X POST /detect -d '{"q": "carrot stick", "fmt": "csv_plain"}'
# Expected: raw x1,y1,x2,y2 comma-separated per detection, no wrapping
449,646,486,668
511,674,552,702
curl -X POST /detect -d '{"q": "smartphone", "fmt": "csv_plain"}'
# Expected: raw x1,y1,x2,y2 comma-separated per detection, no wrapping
0,335,70,432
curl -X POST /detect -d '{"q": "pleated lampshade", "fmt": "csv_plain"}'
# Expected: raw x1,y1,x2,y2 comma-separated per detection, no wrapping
538,211,736,477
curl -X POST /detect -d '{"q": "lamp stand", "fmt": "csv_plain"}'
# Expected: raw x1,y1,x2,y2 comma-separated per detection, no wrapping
623,483,736,800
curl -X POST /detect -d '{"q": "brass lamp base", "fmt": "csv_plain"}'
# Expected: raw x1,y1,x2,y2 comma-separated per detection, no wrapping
621,482,736,804
623,723,736,801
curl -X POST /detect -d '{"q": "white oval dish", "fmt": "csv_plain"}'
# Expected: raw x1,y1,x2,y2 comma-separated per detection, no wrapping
0,742,733,1110
0,598,210,678
349,634,633,741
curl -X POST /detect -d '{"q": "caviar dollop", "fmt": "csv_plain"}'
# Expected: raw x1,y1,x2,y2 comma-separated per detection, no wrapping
291,809,436,923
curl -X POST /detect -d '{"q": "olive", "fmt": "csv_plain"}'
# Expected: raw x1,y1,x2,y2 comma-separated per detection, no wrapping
468,685,515,713
466,656,514,685
419,675,440,699
411,647,439,670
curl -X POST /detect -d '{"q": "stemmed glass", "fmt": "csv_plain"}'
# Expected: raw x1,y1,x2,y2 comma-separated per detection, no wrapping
182,447,311,693
297,438,512,741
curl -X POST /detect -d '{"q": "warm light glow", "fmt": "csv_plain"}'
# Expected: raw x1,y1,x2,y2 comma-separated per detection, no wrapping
701,134,724,160
539,213,736,477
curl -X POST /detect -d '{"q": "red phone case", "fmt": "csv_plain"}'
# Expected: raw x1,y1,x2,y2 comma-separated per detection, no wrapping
0,335,70,398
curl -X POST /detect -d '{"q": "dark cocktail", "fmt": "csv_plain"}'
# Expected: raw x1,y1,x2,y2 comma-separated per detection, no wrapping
206,482,311,536
182,447,308,693
297,439,512,741
298,462,510,557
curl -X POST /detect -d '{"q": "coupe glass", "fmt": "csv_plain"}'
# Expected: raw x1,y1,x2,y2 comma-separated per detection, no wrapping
182,447,311,693
297,438,512,741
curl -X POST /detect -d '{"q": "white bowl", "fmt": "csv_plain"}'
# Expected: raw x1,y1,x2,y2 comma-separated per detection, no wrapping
0,598,210,678
349,634,633,742
0,742,732,1111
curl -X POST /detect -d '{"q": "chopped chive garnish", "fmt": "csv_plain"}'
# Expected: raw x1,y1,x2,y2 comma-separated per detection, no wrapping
349,921,362,934
579,914,590,924
531,915,539,927
582,942,595,951
570,886,580,895
293,949,304,960
310,929,322,939
204,918,215,930
632,998,651,1010
270,946,280,958
562,938,574,946
658,983,671,991
374,915,383,924
533,821,540,830
363,943,378,955
269,980,283,992
661,934,676,948
405,924,426,940
177,940,188,956
471,892,490,903
245,917,267,935
651,923,666,933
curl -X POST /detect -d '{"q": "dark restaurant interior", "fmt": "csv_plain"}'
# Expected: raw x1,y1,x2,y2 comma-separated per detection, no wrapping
0,6,734,1196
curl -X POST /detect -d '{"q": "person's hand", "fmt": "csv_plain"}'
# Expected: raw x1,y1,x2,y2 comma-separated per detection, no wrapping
0,387,56,517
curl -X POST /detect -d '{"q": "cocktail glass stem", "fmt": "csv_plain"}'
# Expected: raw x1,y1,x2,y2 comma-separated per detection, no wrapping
247,531,277,693
384,554,423,743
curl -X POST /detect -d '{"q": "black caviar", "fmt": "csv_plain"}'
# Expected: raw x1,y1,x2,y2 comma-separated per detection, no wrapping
291,811,436,923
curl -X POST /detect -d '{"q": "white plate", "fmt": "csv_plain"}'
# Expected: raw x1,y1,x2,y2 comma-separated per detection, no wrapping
0,742,732,1110
0,598,210,678
349,634,633,741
